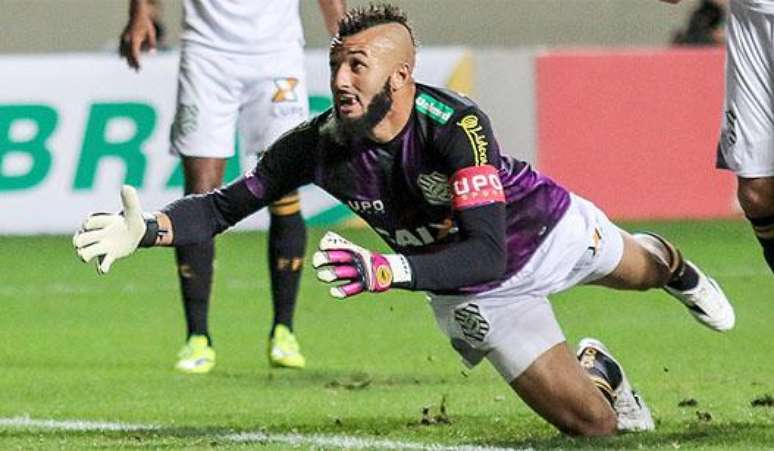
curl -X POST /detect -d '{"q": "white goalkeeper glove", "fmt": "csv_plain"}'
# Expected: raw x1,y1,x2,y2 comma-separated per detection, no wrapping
312,231,413,299
72,185,152,274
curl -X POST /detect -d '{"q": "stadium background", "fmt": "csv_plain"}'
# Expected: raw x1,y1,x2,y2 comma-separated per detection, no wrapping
2,2,772,450
0,0,734,233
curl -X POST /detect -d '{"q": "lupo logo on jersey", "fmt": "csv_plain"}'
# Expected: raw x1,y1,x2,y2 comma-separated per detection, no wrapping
456,114,489,165
347,199,385,215
451,165,505,210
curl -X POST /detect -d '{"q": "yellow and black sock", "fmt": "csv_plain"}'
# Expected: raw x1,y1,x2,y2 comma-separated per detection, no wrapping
268,193,307,334
175,240,214,345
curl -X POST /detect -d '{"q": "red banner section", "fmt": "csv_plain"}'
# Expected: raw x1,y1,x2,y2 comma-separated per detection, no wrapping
536,48,737,220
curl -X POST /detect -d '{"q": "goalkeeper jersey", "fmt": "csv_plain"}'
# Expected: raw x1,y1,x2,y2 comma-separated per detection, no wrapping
240,83,570,293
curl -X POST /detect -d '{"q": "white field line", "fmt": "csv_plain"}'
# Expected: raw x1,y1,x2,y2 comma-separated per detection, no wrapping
0,416,158,431
0,416,529,451
225,431,529,451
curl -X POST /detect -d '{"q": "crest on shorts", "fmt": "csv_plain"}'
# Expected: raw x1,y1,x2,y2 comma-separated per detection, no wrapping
417,172,452,205
272,77,299,102
171,103,198,138
454,303,490,342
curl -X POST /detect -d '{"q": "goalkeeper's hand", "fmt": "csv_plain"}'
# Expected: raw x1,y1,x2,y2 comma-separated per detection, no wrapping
312,231,413,299
73,185,149,274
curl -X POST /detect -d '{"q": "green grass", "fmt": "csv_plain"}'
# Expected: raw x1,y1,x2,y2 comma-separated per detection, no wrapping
1,220,772,449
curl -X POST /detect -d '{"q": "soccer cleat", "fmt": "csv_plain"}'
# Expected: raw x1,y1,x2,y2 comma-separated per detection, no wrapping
268,324,306,369
664,261,735,332
175,335,215,374
577,338,655,432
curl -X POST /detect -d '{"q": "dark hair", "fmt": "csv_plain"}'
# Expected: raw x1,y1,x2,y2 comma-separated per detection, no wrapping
336,3,416,47
672,0,725,46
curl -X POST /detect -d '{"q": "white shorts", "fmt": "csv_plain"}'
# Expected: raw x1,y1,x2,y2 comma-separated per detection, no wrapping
428,194,624,382
717,1,774,177
170,44,309,160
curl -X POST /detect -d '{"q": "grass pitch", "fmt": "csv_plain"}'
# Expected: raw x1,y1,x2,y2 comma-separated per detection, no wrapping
1,219,772,449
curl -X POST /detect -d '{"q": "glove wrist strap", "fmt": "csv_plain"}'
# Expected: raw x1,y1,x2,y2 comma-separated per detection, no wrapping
384,254,413,289
139,214,166,247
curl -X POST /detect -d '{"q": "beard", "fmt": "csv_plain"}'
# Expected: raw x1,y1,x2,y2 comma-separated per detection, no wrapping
330,80,393,146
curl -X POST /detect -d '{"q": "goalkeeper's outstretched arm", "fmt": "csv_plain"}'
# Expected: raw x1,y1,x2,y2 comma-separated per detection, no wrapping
73,177,264,274
159,176,263,246
74,119,318,273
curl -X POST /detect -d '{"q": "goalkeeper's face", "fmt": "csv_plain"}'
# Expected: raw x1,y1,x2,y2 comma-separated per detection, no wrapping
329,24,413,134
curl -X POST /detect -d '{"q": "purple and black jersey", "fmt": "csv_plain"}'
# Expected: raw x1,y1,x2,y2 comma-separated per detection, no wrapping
166,84,570,295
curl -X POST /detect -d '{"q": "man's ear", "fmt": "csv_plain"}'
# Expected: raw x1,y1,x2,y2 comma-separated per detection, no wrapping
390,63,411,90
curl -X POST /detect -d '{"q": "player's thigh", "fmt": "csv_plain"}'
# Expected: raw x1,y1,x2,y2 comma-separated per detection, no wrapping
237,48,309,155
718,2,774,178
589,230,668,291
511,342,616,436
429,293,563,379
428,293,614,436
538,194,625,292
170,48,240,160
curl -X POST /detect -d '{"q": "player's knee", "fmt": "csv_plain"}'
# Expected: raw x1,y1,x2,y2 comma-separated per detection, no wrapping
185,177,222,195
588,410,618,436
563,406,617,437
738,178,774,218
181,159,226,194
182,174,222,195
631,233,673,288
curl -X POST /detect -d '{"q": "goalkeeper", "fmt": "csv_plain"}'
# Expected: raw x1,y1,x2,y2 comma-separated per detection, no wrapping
74,4,735,437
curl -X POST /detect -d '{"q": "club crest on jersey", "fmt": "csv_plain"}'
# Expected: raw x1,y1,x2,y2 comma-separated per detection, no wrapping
457,114,489,165
417,172,452,205
272,77,300,103
454,303,490,343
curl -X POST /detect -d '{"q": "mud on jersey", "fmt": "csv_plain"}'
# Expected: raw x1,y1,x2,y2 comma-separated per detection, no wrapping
245,84,570,294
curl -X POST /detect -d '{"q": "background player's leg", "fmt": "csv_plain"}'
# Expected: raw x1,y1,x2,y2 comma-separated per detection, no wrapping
175,157,225,352
267,191,307,368
510,342,617,436
268,191,306,332
168,45,238,373
737,176,774,272
235,46,310,368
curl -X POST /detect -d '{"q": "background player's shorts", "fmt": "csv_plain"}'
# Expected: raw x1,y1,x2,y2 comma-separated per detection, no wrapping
170,44,309,160
427,194,624,382
717,1,774,178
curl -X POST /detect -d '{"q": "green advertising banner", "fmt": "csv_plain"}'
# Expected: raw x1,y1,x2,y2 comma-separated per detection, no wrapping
0,49,469,234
